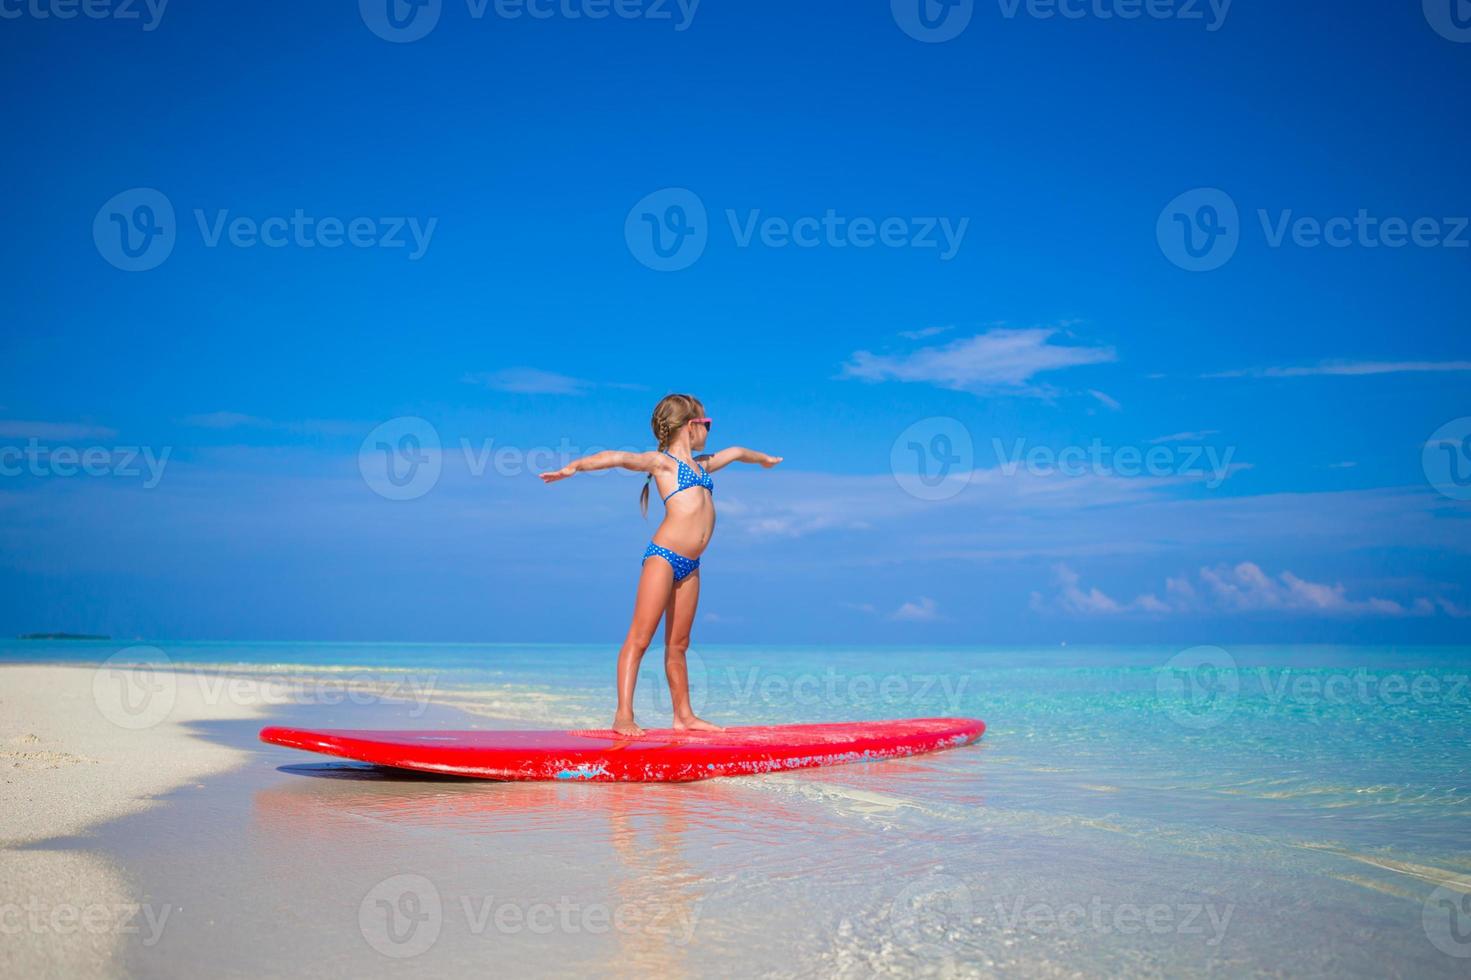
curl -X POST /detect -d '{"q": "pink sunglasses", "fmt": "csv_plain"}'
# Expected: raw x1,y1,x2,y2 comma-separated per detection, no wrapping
690,417,712,430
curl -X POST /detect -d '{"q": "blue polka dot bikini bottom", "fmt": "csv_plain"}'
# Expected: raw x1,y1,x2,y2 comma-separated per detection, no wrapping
643,541,700,582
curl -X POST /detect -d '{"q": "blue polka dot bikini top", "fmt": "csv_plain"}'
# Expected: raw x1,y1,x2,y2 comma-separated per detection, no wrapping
658,450,714,503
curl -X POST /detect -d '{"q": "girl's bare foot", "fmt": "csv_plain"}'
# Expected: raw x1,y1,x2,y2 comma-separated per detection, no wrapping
612,716,644,737
673,714,723,732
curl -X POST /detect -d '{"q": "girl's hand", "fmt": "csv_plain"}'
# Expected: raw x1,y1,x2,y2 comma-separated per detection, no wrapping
539,464,577,483
759,454,783,468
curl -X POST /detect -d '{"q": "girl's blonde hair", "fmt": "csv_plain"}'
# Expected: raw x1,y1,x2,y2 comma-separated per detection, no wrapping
640,393,705,517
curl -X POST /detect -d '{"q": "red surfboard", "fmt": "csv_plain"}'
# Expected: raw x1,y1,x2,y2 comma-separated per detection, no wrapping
259,717,985,782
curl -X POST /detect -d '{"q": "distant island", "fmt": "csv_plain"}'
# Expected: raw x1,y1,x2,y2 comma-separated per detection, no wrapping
17,632,111,641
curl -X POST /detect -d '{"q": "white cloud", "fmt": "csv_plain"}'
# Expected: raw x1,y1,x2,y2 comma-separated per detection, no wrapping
1435,598,1471,619
179,413,362,437
1148,430,1219,444
715,458,1266,552
462,368,593,395
898,326,952,340
840,327,1115,396
1030,564,1158,615
181,412,273,429
1034,561,1460,619
0,420,117,440
1197,562,1432,616
461,368,646,395
1206,360,1471,380
1087,389,1122,411
892,597,940,621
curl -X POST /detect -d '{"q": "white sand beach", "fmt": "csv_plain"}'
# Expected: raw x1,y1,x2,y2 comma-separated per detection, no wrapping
1,665,263,979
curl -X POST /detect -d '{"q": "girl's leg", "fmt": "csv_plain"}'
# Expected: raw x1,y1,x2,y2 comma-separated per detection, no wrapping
663,570,722,731
613,557,674,735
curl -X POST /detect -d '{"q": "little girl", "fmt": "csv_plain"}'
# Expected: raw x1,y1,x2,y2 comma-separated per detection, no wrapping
540,394,782,735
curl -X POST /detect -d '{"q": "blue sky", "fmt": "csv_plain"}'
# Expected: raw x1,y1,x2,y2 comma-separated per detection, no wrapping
1,1,1468,643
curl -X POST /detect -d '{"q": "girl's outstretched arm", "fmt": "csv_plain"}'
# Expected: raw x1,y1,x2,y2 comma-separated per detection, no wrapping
540,450,660,484
697,447,783,473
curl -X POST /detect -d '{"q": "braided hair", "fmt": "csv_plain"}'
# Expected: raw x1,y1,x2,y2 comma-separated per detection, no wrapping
640,393,705,517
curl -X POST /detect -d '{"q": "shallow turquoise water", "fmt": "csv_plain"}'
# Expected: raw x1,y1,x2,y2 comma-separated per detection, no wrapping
8,640,1470,975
